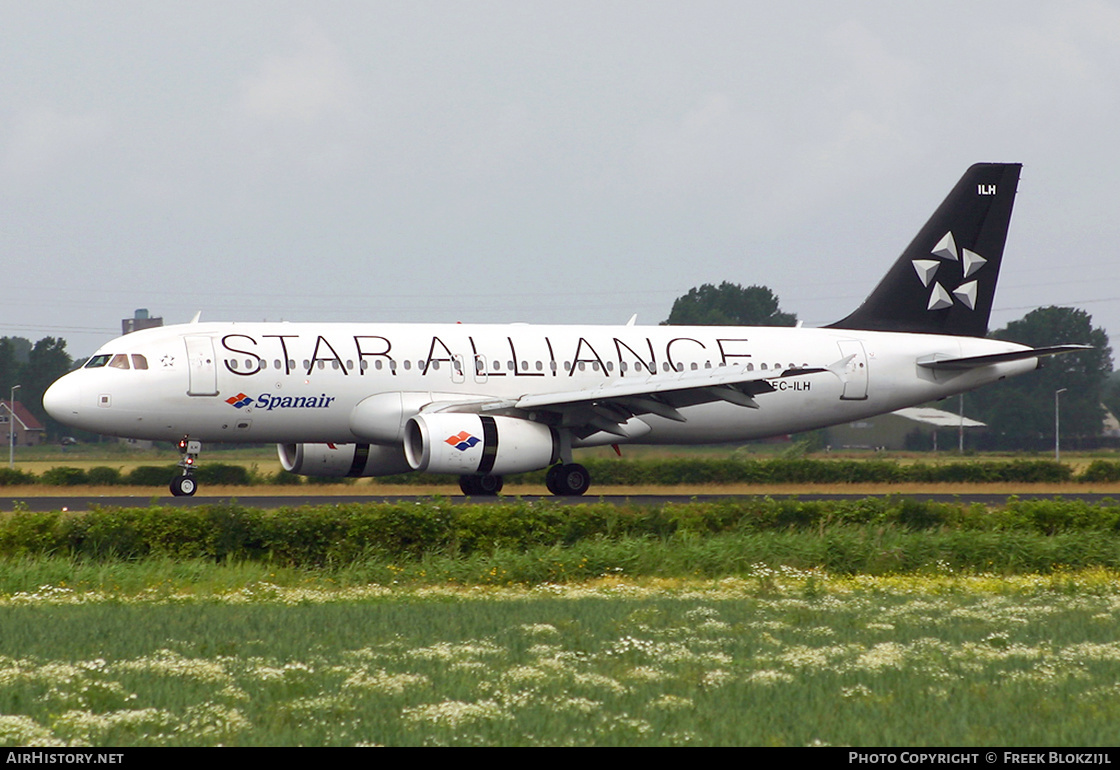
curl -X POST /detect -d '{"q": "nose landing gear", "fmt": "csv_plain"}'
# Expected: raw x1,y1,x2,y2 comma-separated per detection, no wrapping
171,438,200,497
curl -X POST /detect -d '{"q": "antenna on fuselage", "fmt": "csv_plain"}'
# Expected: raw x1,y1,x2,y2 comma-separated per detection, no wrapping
625,314,637,326
189,311,202,324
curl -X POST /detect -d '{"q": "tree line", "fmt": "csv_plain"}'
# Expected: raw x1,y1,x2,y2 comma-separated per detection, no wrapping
0,336,72,434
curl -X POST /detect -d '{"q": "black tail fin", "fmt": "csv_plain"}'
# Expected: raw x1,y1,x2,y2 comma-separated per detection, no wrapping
828,163,1022,337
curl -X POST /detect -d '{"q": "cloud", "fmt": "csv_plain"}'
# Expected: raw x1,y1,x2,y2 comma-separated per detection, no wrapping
0,106,111,186
235,22,360,126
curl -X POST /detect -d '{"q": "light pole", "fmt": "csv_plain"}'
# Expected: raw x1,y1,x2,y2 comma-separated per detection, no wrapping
8,384,20,469
1055,388,1068,463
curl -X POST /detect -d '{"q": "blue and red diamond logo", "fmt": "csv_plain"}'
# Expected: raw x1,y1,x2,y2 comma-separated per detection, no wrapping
226,393,253,408
445,431,480,451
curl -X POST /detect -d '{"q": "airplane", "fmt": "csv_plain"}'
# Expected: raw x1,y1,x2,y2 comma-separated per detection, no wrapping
43,163,1089,497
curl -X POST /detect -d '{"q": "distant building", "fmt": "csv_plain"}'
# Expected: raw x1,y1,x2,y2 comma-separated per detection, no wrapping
122,308,163,335
1,400,44,446
824,407,986,451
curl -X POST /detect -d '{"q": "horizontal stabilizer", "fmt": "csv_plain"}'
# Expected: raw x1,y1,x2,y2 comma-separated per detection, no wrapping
917,344,1092,371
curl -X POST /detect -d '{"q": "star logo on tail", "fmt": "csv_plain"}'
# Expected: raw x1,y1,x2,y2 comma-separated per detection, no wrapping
912,231,986,311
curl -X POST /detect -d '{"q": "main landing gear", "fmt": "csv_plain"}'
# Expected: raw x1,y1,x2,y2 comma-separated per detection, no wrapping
457,463,591,497
171,437,201,497
459,474,504,496
546,463,591,496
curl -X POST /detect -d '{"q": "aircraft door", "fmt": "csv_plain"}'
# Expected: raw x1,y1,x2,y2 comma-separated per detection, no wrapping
837,340,869,401
184,335,219,396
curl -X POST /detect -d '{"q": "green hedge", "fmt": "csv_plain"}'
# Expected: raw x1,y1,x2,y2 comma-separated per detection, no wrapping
378,457,1079,486
2,497,1120,568
9,457,1120,488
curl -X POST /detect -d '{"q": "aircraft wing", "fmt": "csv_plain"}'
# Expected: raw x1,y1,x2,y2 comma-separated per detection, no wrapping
424,364,827,438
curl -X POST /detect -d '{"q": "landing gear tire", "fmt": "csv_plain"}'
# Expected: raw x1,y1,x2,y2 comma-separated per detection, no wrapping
545,464,563,495
459,474,504,496
548,463,590,497
170,474,197,497
173,437,201,497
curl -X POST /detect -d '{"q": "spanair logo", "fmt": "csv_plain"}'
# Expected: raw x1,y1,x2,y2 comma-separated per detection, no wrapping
445,431,480,451
226,393,252,408
912,231,986,312
225,393,336,411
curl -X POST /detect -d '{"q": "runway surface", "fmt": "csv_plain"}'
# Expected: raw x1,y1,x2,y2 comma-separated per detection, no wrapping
3,492,1120,512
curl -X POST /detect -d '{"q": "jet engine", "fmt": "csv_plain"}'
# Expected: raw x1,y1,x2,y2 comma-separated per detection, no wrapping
404,414,559,475
278,442,412,477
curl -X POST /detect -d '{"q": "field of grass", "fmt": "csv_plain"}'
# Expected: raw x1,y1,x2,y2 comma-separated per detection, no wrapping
2,457,1120,746
1,568,1119,746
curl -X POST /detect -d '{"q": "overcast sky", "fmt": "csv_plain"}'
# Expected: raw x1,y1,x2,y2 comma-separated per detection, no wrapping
3,1,1119,358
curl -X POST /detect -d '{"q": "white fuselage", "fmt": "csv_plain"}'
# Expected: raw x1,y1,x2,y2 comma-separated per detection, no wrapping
43,321,1035,446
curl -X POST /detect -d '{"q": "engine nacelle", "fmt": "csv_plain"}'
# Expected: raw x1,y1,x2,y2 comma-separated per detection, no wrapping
404,414,559,475
278,443,412,477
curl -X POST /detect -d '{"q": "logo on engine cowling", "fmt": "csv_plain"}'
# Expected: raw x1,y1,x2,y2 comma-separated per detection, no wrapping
445,431,480,451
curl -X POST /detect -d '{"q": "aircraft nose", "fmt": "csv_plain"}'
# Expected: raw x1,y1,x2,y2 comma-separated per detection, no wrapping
42,373,83,425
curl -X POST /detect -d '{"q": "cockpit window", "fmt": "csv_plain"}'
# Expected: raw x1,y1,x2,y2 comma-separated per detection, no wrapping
131,354,148,370
108,354,130,370
85,354,111,369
